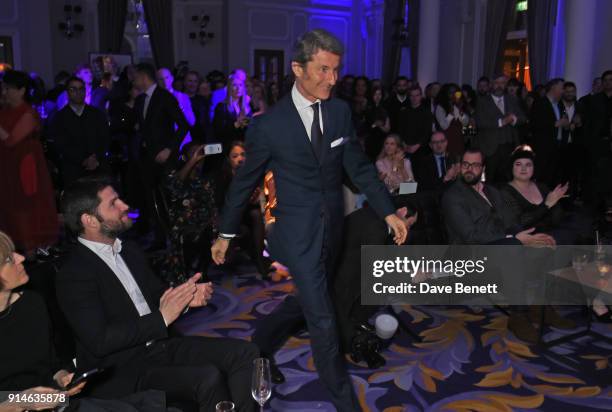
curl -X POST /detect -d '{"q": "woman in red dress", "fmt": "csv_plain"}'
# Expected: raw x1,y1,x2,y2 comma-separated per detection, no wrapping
0,70,58,256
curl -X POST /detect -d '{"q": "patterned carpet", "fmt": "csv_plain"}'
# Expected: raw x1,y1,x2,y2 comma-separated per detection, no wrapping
175,263,612,412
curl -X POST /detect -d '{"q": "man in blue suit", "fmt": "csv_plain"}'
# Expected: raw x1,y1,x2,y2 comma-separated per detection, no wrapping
211,29,407,411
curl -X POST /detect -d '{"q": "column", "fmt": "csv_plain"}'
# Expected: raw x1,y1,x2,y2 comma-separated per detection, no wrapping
417,0,440,87
564,0,597,96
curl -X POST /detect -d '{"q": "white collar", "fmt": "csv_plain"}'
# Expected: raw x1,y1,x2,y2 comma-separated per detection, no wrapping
291,82,320,110
69,103,85,116
145,83,157,98
79,237,123,256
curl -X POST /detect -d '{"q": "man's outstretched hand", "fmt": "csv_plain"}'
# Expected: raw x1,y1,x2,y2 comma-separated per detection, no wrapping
211,238,230,265
385,213,408,245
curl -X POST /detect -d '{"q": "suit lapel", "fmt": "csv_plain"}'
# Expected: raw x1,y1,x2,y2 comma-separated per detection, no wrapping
77,243,141,317
145,88,161,125
285,96,320,165
119,244,158,310
320,100,334,165
490,95,504,116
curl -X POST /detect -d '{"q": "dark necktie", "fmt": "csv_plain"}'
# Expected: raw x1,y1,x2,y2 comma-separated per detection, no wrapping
311,102,323,159
437,156,446,178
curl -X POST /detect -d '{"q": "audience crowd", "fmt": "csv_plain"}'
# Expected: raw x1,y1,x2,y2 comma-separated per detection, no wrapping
1,55,612,410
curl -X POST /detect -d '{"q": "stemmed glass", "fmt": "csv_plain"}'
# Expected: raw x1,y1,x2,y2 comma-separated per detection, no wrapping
215,401,235,412
251,358,272,412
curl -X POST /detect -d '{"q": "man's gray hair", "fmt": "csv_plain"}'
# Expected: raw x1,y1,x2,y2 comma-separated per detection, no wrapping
292,29,344,65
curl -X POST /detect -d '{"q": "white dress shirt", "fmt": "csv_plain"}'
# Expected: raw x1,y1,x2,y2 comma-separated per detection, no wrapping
69,103,85,117
493,95,505,114
78,237,152,317
291,82,324,140
143,83,157,119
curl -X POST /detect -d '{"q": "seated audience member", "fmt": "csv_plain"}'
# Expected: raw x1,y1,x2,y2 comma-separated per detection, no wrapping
213,74,252,150
413,131,459,192
376,134,415,193
162,143,217,285
0,231,83,395
363,85,390,161
398,85,434,156
435,83,470,158
0,231,170,411
56,176,258,411
211,142,273,276
500,145,592,245
251,207,416,380
441,149,574,343
473,74,526,184
50,76,111,187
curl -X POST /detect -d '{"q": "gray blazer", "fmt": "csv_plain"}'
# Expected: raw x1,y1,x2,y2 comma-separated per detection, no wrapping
473,94,526,156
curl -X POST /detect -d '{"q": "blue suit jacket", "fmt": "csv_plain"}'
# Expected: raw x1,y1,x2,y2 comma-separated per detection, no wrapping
219,93,395,274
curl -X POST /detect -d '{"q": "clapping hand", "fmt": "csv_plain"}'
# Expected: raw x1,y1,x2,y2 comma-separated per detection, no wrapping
188,275,214,308
159,278,198,325
515,227,556,248
544,182,569,208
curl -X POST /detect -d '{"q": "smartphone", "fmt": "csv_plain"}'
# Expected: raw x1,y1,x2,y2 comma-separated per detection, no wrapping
66,368,104,389
204,144,222,156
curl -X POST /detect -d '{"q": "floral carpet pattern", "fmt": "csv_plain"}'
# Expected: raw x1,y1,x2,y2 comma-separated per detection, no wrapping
176,265,612,411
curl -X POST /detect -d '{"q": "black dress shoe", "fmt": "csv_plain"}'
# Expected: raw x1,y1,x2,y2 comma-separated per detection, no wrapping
362,347,386,369
269,361,285,384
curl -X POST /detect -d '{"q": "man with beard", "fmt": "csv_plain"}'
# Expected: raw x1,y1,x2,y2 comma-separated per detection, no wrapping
474,74,526,183
385,76,412,134
56,176,259,411
441,149,556,343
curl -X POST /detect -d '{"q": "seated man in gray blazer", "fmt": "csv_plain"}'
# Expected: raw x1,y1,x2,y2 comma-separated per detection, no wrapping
441,149,573,344
474,74,526,184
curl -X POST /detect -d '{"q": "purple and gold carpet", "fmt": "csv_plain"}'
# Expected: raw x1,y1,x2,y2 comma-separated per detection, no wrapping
176,265,612,411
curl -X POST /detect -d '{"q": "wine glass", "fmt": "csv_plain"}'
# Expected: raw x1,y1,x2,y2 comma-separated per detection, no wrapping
215,401,235,412
251,358,272,412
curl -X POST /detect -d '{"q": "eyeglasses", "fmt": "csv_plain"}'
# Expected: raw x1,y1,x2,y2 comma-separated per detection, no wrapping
431,140,446,144
68,87,85,93
461,161,483,170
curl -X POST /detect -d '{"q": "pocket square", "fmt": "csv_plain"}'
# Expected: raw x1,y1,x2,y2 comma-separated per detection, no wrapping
330,137,348,148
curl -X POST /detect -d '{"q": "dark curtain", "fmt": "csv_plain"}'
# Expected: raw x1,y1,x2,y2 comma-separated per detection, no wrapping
382,0,419,86
482,0,516,78
142,0,175,69
527,0,557,86
98,0,128,53
408,0,420,81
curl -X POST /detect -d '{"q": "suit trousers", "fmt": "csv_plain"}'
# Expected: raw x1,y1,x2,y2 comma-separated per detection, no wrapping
289,222,361,412
136,336,259,412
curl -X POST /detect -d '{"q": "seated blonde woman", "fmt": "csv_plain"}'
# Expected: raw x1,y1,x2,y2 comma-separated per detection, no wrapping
375,134,415,193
